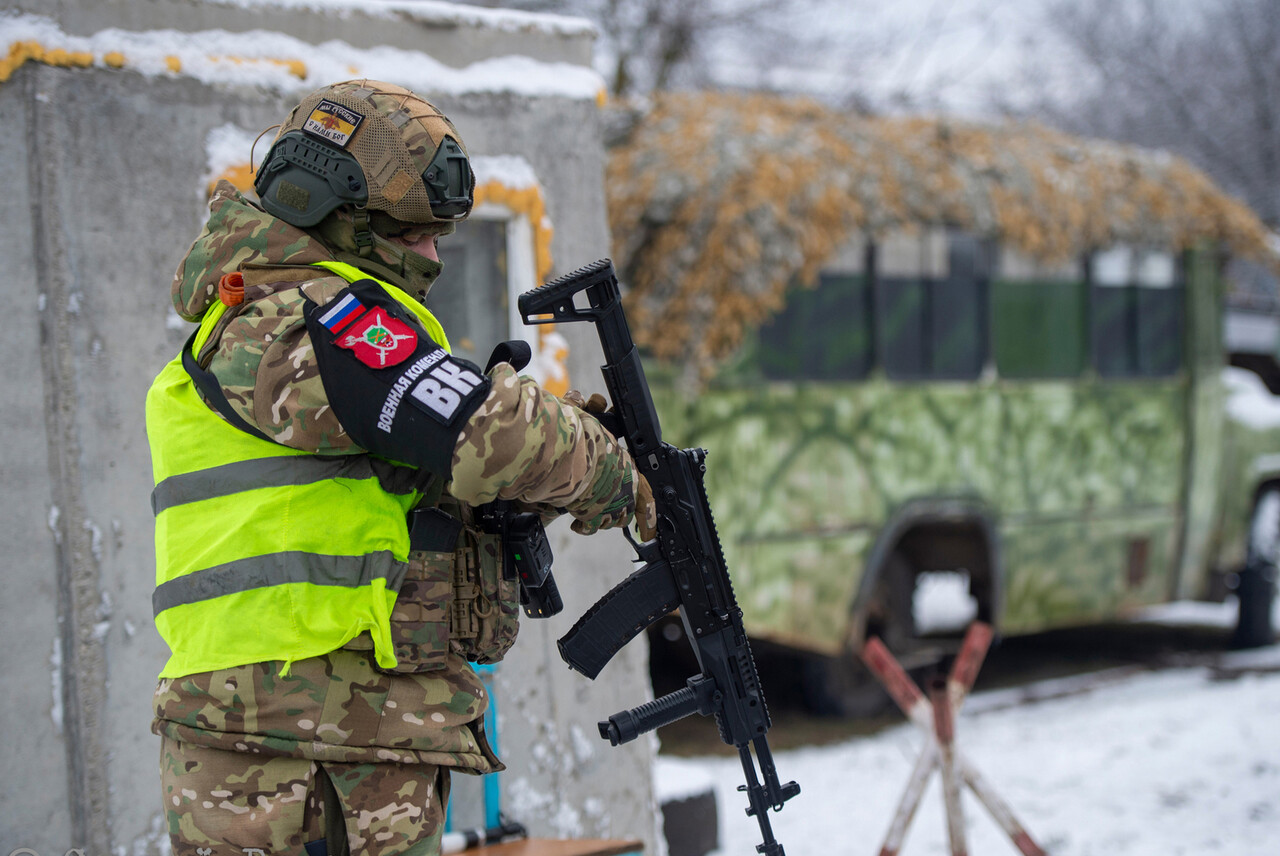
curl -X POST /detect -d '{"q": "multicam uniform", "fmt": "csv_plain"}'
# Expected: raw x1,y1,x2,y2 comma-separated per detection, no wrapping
149,179,640,855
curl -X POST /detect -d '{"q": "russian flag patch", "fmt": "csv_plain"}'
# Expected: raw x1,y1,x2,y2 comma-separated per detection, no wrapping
319,293,364,333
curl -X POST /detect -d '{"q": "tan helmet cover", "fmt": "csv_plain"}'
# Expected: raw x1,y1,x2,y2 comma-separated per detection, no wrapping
272,79,471,225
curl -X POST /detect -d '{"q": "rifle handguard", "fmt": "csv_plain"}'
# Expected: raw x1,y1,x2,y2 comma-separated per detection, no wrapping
599,676,718,745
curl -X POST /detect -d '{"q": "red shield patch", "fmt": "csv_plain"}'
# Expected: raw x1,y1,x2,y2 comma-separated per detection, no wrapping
336,308,418,368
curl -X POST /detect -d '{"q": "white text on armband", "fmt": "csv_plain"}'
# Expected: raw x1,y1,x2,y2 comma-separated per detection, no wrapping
378,350,447,432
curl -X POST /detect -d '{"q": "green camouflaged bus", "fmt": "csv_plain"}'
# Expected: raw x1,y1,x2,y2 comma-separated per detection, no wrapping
606,92,1280,714
652,230,1280,713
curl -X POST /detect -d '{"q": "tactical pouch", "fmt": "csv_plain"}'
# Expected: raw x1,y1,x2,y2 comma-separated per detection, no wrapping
381,507,462,674
449,525,520,664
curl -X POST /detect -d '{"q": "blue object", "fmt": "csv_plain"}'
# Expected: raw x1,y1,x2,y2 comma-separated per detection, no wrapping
475,663,502,828
446,663,502,832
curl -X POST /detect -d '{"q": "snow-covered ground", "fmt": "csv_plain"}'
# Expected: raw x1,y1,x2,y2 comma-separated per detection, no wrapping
658,602,1280,856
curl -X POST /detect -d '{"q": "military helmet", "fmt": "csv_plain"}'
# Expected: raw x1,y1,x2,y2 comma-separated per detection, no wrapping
254,80,474,230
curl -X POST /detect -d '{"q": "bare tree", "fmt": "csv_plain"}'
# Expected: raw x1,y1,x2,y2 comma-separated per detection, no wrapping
1016,0,1280,229
453,0,818,97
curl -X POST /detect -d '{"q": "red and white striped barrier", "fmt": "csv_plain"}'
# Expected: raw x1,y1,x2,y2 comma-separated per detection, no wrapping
860,622,1045,856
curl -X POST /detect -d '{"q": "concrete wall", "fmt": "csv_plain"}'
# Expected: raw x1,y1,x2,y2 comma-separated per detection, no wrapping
8,0,596,68
0,5,659,855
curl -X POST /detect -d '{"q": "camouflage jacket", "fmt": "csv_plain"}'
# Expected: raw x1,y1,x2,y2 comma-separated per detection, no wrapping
152,182,639,770
173,183,638,531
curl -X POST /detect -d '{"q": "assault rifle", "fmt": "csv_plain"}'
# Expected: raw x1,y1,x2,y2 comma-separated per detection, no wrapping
519,259,800,856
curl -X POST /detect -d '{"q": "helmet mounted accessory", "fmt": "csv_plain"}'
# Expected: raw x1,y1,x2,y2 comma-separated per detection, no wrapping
422,136,474,221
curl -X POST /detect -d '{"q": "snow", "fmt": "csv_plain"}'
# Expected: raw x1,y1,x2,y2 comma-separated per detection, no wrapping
658,609,1280,856
49,637,63,734
46,504,61,544
200,0,597,37
914,571,979,635
3,13,605,100
114,812,168,856
84,518,104,563
1137,597,1239,629
656,756,717,804
1224,366,1280,431
662,662,1280,855
473,155,542,191
204,124,261,185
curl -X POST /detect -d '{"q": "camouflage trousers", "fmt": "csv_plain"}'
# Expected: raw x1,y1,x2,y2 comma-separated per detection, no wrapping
160,735,450,856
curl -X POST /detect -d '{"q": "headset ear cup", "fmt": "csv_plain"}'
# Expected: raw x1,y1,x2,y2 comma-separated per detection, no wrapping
254,131,369,228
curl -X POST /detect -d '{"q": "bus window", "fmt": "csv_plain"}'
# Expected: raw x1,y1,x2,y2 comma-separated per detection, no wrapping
992,248,1087,378
935,232,990,378
758,234,873,381
1090,246,1184,378
1091,246,1137,376
1135,251,1182,377
879,228,987,380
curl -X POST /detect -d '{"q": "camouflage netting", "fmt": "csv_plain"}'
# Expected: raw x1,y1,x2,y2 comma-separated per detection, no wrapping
606,91,1279,379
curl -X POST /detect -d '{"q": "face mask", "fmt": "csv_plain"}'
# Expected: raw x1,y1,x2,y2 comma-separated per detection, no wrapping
312,210,445,303
399,248,444,300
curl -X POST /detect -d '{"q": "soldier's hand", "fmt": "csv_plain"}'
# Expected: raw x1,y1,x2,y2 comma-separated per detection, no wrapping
635,472,657,542
570,466,648,537
562,389,609,415
514,499,565,526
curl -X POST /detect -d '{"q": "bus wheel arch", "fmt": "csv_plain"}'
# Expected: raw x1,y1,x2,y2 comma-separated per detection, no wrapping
802,499,1001,717
849,498,1002,656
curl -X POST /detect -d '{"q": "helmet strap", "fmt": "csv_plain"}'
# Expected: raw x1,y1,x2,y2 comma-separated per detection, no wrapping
352,205,375,258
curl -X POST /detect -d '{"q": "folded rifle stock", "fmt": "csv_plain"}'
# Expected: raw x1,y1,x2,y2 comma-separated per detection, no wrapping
519,259,800,856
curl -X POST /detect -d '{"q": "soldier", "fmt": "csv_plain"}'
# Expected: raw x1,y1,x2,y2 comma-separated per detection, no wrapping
146,80,654,856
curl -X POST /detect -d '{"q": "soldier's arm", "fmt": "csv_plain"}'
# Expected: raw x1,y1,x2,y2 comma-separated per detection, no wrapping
208,279,639,532
448,363,639,534
206,276,358,455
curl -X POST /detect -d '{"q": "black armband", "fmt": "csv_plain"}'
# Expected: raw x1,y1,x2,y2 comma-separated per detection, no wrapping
305,280,491,476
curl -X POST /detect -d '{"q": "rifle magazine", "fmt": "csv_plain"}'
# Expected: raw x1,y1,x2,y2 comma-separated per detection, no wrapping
557,561,680,679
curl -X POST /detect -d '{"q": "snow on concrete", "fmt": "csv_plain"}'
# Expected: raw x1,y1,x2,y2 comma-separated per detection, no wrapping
204,124,261,187
3,13,605,100
201,0,597,38
49,636,63,734
473,155,542,191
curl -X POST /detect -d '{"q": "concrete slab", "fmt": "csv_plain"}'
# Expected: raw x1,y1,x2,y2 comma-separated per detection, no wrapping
0,66,75,855
1,4,657,853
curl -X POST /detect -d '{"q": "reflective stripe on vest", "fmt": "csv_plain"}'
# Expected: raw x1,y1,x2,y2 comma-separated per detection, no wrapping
147,274,425,678
151,454,379,514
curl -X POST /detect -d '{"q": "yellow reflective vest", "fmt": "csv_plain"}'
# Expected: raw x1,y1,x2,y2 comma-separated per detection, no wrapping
147,263,449,678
